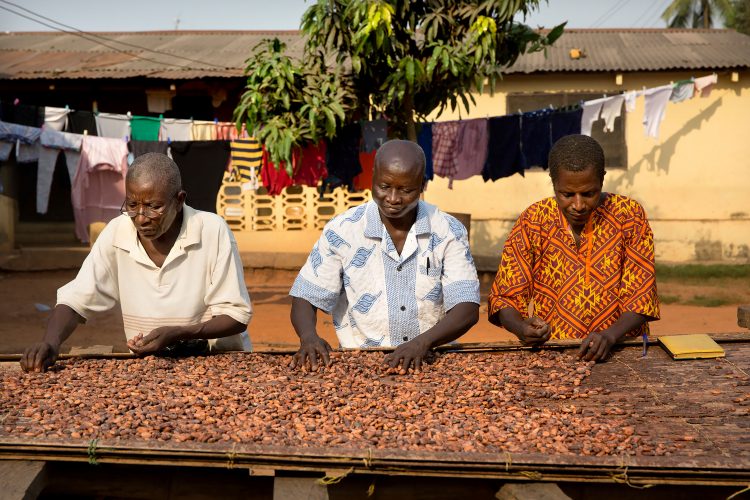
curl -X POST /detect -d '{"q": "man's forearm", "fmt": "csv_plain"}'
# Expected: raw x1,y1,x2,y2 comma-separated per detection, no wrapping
496,307,526,338
290,297,320,341
600,312,649,342
416,302,479,349
177,314,247,341
43,304,84,349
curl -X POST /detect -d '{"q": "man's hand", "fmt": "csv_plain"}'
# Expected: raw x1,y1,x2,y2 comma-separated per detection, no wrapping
577,331,615,362
128,327,181,356
384,337,433,374
516,316,551,346
291,333,332,371
20,342,59,373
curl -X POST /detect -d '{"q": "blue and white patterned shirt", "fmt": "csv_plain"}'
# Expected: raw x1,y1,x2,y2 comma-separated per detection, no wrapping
290,200,480,348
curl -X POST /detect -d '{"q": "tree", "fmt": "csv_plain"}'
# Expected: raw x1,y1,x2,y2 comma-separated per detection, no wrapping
726,0,750,34
661,0,732,28
235,1,564,165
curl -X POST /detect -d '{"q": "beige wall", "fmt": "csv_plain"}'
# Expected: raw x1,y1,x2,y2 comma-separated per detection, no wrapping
423,71,750,268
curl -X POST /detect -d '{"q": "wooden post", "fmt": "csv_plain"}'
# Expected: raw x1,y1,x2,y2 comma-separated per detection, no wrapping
738,305,750,329
0,460,48,500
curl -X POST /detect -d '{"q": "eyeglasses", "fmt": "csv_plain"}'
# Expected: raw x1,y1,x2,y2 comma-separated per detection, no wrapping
120,199,171,219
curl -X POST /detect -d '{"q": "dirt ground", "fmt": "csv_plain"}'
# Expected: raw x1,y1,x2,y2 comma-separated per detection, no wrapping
0,268,745,355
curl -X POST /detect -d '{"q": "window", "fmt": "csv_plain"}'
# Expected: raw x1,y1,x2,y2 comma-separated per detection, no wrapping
507,92,627,168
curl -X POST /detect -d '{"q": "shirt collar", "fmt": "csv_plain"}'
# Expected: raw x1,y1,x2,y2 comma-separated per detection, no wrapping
363,200,432,239
112,204,201,262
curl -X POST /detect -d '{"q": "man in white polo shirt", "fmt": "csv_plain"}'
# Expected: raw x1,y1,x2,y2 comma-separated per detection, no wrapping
21,153,252,372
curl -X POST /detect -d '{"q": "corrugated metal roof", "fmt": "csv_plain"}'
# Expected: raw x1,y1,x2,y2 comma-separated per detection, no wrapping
0,29,748,80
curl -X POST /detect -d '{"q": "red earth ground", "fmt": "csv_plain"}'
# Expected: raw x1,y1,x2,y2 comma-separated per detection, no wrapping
0,269,744,355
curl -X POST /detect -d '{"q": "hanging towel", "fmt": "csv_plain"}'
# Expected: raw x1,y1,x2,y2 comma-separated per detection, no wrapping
416,122,434,180
130,115,161,141
361,119,388,152
452,118,489,186
580,98,606,136
169,140,231,213
431,121,461,185
159,118,192,142
600,95,625,133
229,138,263,191
294,141,328,188
670,80,695,103
624,91,637,113
520,109,553,169
642,85,672,139
37,129,83,213
67,110,98,136
260,147,295,196
43,106,71,132
72,135,129,242
95,112,131,139
129,140,169,159
694,74,718,98
0,102,43,127
550,107,583,146
482,114,523,182
216,122,247,140
191,120,216,141
353,151,376,191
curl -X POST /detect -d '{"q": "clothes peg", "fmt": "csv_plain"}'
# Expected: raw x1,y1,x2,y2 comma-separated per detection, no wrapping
83,129,88,136
125,135,129,143
64,104,69,110
13,98,19,106
167,137,171,145
214,118,219,124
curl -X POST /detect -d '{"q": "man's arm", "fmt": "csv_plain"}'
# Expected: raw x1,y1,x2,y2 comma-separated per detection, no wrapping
289,297,332,371
496,307,551,346
21,305,84,372
128,314,247,355
577,312,649,362
385,302,479,373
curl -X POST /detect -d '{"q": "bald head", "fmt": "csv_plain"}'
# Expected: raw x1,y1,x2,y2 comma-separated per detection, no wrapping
126,153,182,196
374,140,426,179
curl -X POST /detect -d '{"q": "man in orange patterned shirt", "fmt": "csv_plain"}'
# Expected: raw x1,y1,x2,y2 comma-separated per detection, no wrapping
488,135,659,362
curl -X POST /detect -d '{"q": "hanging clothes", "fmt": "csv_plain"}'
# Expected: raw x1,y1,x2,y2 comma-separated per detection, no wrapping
550,107,583,146
624,90,637,113
416,122,434,181
67,110,98,136
37,129,83,214
130,115,161,141
520,109,553,170
694,74,718,98
169,140,231,213
451,118,489,187
361,119,387,152
129,140,169,159
95,112,131,139
599,95,625,133
431,121,461,184
670,80,695,103
72,135,129,242
642,85,672,139
43,106,71,132
229,138,263,191
191,120,216,141
159,118,192,142
353,150,376,191
323,123,362,193
294,141,328,188
260,148,294,196
0,102,43,127
216,122,247,141
0,121,41,163
580,98,606,136
482,114,523,182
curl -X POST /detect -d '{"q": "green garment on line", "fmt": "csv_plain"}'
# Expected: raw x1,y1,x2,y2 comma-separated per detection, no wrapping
130,115,161,141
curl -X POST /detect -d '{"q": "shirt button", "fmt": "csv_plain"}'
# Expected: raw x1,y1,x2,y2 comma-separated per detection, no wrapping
400,306,406,311
403,336,408,341
397,265,402,271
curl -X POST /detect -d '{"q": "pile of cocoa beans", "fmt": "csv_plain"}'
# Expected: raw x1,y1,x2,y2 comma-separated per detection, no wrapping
0,351,671,456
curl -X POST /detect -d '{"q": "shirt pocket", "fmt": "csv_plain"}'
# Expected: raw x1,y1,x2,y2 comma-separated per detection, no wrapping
415,257,443,301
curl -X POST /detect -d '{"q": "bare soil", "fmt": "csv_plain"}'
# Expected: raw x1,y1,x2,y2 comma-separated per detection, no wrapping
0,269,746,355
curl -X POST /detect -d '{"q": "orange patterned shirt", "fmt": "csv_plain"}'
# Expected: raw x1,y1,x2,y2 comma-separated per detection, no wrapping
488,194,660,339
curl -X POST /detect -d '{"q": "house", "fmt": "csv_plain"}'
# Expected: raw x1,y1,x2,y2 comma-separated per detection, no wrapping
0,28,748,269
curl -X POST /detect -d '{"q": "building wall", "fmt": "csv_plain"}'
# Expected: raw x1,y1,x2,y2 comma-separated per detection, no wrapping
423,71,750,268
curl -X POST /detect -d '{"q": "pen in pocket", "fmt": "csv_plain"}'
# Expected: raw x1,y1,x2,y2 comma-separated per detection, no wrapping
427,257,430,272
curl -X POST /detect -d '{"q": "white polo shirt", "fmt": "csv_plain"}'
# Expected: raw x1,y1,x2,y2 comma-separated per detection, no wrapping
58,205,252,351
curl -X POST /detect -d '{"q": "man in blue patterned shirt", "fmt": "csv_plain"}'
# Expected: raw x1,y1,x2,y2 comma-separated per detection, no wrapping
289,140,480,373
